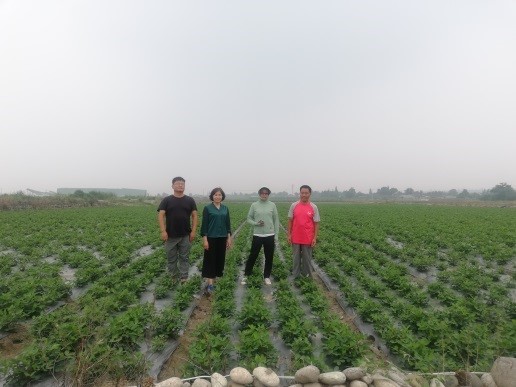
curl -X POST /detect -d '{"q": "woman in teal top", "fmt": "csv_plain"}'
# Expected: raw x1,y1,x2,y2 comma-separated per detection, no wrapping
200,187,232,295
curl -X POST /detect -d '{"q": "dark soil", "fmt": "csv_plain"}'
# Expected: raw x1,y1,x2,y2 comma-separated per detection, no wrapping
0,324,30,359
158,293,213,381
157,271,389,382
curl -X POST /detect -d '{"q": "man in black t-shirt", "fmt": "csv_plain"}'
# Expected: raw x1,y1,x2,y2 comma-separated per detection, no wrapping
157,177,198,282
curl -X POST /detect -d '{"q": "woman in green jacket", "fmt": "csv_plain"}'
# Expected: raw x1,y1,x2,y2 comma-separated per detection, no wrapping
200,187,232,295
241,186,279,286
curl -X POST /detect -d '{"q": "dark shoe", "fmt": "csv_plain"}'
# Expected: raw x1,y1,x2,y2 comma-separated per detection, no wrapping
206,284,214,296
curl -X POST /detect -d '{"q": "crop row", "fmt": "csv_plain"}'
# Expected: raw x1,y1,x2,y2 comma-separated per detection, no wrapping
297,203,515,372
1,202,514,384
0,204,249,385
181,219,367,378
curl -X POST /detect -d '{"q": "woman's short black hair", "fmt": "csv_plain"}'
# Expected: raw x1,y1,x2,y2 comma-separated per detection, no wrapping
258,187,271,195
209,187,226,201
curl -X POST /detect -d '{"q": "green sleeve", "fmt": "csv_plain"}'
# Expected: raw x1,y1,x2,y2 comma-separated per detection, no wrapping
226,206,232,235
200,206,209,236
247,203,257,225
273,203,279,237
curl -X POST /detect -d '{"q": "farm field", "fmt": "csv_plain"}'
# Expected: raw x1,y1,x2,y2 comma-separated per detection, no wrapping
0,202,515,386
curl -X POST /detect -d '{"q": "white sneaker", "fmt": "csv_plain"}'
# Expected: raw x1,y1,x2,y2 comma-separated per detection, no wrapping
241,277,247,285
264,278,272,286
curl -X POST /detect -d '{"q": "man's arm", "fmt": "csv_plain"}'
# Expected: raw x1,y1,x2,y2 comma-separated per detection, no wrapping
189,210,198,242
287,203,295,244
158,210,168,241
311,222,319,247
287,218,293,244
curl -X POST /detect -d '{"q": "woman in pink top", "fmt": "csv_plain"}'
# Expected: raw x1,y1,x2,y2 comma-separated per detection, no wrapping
287,185,320,278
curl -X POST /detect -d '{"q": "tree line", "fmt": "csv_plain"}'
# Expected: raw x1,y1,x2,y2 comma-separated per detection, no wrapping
224,182,516,201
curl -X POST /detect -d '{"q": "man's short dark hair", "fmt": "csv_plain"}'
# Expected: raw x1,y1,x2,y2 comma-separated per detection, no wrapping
209,187,226,201
172,176,185,184
258,187,271,195
300,185,312,193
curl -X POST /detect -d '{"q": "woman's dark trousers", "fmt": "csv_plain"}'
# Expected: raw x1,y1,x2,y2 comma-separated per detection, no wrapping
244,235,275,278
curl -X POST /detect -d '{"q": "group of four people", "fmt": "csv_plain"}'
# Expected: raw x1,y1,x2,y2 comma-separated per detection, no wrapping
157,177,320,295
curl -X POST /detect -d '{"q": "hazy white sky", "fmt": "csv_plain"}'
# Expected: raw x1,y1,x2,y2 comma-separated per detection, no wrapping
2,1,515,196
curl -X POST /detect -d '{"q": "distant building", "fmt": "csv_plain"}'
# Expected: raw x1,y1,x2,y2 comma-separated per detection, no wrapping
57,188,147,197
26,189,57,197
